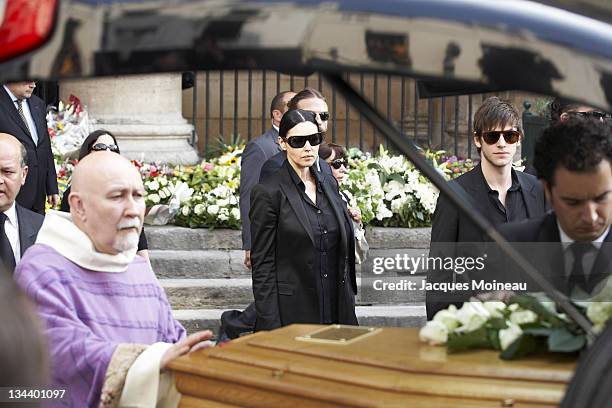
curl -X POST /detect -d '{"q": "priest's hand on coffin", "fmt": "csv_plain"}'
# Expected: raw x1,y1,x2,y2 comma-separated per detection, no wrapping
160,330,215,371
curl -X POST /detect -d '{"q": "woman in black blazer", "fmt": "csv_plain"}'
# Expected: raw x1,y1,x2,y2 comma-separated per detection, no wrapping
249,109,358,331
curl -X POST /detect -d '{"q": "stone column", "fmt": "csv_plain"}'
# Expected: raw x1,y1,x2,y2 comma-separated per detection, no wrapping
60,73,199,164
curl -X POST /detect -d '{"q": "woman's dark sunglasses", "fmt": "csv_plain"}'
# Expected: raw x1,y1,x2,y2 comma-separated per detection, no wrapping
91,143,120,153
285,132,323,148
480,130,521,145
330,159,348,169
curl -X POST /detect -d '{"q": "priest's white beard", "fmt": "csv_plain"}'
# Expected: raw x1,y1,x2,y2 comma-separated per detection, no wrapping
113,218,141,252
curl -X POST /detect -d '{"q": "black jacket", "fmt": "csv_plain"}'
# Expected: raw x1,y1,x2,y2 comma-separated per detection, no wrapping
497,212,612,295
0,88,58,213
1,204,44,273
249,160,357,331
426,165,546,319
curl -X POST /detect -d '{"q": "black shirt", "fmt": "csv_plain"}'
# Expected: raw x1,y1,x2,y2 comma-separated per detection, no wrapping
288,166,340,323
477,165,529,224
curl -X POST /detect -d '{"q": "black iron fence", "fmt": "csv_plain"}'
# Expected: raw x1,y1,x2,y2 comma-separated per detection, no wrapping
183,70,524,160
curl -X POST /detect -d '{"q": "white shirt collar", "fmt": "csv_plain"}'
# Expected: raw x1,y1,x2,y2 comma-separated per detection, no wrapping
2,202,18,228
557,219,610,246
272,124,279,133
3,85,19,102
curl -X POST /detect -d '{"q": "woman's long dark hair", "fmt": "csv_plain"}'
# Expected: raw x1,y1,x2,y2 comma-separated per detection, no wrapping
77,129,119,160
278,109,318,139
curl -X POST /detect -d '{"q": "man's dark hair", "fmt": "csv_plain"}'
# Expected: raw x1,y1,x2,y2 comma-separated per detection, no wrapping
279,109,318,139
319,142,346,161
287,87,325,110
549,97,586,123
534,118,612,186
269,91,294,118
473,97,522,154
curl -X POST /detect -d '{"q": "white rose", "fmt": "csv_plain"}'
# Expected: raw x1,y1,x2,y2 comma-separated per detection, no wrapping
217,198,229,207
483,301,506,319
499,323,523,350
433,309,460,332
159,189,167,199
419,321,448,345
146,180,160,191
456,302,490,332
148,193,160,204
194,203,205,215
587,302,612,326
181,206,190,216
231,208,240,220
207,204,220,215
229,195,238,205
509,309,538,325
218,213,229,221
159,177,168,186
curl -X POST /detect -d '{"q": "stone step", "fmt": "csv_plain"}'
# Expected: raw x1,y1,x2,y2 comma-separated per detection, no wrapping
162,276,427,309
145,226,242,250
150,250,249,279
161,278,253,309
173,305,426,335
150,248,430,281
145,226,431,251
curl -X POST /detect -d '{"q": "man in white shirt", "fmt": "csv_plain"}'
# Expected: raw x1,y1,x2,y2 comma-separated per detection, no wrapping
0,133,43,274
499,118,612,298
0,82,59,214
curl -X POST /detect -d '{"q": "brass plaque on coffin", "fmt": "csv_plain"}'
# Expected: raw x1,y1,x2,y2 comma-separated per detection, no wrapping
295,324,382,345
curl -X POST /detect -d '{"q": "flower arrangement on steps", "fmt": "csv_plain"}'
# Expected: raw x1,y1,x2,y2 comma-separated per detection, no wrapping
53,144,484,228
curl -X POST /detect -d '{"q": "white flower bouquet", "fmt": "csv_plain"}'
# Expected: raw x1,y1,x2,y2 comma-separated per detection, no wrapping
420,292,612,360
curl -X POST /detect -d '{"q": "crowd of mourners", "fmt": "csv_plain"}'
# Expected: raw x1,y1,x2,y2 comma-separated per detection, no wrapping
0,80,611,407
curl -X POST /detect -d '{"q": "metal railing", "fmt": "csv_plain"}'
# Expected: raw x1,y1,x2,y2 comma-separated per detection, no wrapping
185,70,501,160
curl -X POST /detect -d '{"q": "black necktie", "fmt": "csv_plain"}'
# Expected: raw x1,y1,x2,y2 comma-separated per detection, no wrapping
0,213,16,274
568,242,593,294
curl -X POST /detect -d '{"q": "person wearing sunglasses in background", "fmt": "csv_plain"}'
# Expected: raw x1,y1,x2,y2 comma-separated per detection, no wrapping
259,88,335,183
250,109,357,331
319,142,361,223
59,130,149,260
426,97,546,319
524,98,612,176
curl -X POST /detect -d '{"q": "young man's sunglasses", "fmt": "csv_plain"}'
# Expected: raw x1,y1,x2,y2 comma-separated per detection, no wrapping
330,159,348,169
307,111,330,121
480,130,521,145
285,133,323,148
568,111,610,120
91,143,120,153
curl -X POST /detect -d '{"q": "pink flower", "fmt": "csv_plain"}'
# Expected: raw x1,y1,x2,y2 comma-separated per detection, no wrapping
201,162,214,172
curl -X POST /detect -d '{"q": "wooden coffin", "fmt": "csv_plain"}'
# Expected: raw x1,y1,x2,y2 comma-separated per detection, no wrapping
168,324,577,407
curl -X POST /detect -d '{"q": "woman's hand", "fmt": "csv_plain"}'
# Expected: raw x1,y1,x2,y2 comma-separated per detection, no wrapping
348,207,362,223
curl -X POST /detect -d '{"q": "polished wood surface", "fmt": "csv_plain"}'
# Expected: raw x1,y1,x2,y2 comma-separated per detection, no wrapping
169,325,577,407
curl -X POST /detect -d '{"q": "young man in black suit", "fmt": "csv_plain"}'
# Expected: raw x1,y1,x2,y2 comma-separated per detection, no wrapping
499,118,612,298
0,133,44,274
426,97,546,319
0,82,59,214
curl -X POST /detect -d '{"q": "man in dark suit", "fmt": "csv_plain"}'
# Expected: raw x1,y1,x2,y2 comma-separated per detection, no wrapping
0,82,59,214
240,90,295,269
0,133,44,274
498,118,612,298
426,97,547,319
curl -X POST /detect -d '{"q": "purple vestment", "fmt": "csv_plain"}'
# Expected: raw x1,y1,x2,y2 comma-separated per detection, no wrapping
14,244,186,407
